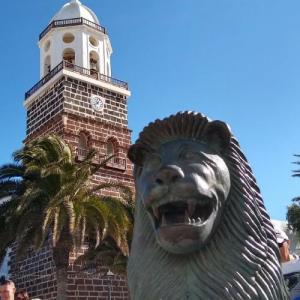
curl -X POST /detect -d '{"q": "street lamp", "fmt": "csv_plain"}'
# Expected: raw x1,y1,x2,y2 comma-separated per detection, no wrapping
106,269,114,300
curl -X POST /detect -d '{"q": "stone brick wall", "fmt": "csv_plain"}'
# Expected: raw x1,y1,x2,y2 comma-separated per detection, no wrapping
67,267,129,300
10,242,129,300
11,74,134,299
63,77,128,128
26,77,65,136
10,241,57,299
25,76,134,191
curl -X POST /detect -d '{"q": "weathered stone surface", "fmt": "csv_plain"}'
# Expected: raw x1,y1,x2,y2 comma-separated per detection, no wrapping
127,111,288,300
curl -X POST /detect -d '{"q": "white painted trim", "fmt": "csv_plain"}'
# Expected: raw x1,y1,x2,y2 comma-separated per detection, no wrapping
24,70,131,108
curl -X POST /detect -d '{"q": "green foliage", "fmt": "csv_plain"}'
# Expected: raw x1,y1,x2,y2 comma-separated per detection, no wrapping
292,154,300,178
287,203,300,232
75,238,129,275
0,134,133,272
287,155,300,233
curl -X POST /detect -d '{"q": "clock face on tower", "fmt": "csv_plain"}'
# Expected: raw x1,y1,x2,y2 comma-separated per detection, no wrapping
90,95,105,112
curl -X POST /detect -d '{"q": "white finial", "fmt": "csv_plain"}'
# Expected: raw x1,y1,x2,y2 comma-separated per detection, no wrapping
70,0,81,4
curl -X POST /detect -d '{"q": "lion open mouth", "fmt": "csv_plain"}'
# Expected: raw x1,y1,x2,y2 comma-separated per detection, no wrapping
151,199,214,229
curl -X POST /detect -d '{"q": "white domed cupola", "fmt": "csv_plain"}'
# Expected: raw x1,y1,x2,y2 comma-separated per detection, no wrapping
38,0,112,79
53,0,99,24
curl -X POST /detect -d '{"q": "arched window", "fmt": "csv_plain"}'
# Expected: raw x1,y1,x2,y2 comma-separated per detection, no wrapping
78,133,88,149
63,48,75,65
104,138,126,170
106,141,114,156
77,132,89,157
44,56,51,76
106,137,118,157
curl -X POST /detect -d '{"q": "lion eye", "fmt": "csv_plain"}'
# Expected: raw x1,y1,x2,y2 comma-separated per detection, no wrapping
180,151,202,161
143,155,162,172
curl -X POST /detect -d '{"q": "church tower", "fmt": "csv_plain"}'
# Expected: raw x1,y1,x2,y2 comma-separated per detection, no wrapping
10,1,133,299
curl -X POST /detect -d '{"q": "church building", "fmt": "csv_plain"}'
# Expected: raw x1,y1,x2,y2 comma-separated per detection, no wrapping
9,1,133,299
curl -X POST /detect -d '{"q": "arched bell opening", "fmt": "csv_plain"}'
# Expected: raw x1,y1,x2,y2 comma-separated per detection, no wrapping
44,55,51,76
63,48,75,66
89,50,99,77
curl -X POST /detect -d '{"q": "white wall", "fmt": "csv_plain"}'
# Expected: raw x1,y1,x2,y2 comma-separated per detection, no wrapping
39,26,112,78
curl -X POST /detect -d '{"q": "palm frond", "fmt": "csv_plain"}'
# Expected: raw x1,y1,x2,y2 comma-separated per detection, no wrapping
0,134,134,276
75,239,128,274
0,164,24,179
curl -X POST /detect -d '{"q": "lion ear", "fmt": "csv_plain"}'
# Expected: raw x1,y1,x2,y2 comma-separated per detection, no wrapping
203,120,231,153
127,144,150,166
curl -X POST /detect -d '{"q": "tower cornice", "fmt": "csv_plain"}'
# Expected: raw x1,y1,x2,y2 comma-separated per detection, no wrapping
24,61,130,108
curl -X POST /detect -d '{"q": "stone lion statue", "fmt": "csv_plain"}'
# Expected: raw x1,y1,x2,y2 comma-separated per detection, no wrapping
127,111,288,300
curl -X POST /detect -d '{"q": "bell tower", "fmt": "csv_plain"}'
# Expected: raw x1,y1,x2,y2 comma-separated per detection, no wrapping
39,0,112,78
10,1,133,299
24,0,132,175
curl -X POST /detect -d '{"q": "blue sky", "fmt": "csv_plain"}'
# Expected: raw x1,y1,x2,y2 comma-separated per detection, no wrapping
1,0,300,220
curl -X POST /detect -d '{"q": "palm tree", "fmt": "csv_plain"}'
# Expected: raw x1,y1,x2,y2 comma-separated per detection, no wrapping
287,155,300,232
0,163,28,264
0,135,133,300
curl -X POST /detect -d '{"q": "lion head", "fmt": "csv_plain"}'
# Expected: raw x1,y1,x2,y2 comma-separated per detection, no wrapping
127,111,288,300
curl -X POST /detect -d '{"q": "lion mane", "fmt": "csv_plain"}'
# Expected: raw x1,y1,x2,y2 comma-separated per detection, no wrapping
127,111,288,300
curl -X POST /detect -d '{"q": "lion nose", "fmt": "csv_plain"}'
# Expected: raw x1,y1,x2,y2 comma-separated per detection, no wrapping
155,165,184,185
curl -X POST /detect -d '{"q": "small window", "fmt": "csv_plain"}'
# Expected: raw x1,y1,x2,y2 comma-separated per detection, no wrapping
89,36,99,47
77,132,89,157
63,32,75,43
78,133,88,150
44,56,51,76
107,142,114,156
44,40,51,52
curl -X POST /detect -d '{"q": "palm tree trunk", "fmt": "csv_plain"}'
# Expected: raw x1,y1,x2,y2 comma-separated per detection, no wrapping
53,229,72,300
56,267,68,300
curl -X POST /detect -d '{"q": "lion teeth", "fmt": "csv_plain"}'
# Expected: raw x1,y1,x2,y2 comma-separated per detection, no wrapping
153,207,160,219
188,218,197,224
188,217,202,224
